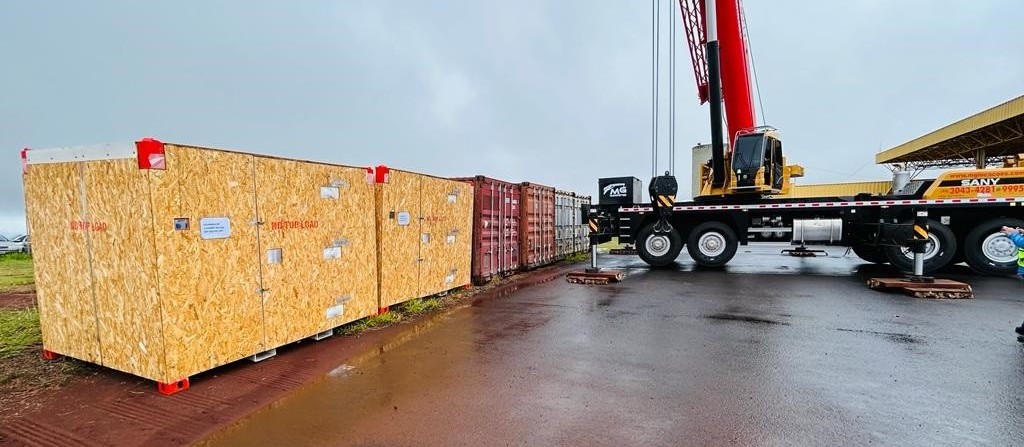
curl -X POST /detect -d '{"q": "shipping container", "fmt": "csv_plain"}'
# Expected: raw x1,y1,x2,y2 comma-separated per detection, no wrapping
555,191,591,258
21,140,379,390
375,167,473,309
572,194,592,254
453,176,521,285
519,182,555,269
554,190,574,258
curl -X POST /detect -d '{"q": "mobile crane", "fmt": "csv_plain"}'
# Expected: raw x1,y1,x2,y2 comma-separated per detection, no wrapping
589,0,1024,276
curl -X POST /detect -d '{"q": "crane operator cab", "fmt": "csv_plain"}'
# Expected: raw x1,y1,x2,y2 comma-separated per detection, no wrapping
731,127,787,193
697,127,804,198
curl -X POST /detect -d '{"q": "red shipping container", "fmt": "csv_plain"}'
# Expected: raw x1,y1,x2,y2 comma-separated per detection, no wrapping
454,176,521,285
520,182,556,269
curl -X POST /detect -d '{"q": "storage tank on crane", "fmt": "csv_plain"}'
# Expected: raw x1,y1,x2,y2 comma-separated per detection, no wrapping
691,144,712,199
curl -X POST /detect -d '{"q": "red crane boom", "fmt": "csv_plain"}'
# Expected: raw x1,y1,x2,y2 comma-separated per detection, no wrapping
677,0,756,145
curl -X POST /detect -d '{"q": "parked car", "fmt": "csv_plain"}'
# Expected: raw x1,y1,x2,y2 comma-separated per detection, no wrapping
12,234,30,254
0,234,28,254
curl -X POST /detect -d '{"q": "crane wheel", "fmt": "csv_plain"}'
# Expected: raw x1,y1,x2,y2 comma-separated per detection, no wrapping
686,221,738,268
884,219,956,274
963,218,1024,276
637,223,683,268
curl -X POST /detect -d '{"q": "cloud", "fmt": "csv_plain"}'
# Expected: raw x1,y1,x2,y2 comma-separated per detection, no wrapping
423,60,479,129
0,0,1021,229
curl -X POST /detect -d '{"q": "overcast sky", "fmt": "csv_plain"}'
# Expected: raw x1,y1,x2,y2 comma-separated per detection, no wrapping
1,1,1021,236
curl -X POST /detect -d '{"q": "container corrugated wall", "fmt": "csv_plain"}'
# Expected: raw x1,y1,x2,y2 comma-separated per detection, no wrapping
519,182,555,269
555,190,579,258
573,194,592,254
22,141,379,385
454,176,521,285
555,192,591,257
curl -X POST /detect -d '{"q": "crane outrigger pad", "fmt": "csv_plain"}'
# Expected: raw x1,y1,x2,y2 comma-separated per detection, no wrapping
867,277,973,299
781,246,828,257
566,270,624,285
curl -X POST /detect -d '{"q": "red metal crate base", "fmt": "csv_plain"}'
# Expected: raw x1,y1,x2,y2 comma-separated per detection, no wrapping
566,270,624,285
867,277,973,299
157,378,190,396
41,349,62,361
377,306,389,315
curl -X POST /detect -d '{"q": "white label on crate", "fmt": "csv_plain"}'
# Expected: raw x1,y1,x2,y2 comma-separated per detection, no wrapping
323,246,342,260
325,304,345,319
448,194,457,203
446,234,456,244
422,233,431,243
200,217,231,240
445,273,455,284
266,248,283,264
320,186,340,199
397,212,411,226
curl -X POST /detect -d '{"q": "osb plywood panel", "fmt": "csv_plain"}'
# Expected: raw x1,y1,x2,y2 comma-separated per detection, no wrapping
23,163,101,364
149,145,264,382
377,170,421,308
256,158,377,348
83,159,165,380
418,176,472,296
447,178,473,289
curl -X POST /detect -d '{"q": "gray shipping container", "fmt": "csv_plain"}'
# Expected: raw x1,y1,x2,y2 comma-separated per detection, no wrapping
555,190,591,258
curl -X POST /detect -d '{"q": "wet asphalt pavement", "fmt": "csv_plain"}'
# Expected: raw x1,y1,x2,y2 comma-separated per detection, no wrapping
200,244,1024,447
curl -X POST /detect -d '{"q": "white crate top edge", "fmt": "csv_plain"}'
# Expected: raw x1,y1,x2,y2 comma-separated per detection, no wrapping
26,142,137,165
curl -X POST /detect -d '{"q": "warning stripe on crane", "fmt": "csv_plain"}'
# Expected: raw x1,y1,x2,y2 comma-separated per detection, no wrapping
617,197,1024,213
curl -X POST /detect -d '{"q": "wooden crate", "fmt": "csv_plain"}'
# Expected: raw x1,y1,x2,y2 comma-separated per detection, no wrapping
22,140,378,386
376,167,472,308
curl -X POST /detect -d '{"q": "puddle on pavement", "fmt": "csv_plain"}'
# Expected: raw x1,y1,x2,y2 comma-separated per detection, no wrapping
704,313,789,325
836,328,923,344
199,267,573,446
472,270,564,305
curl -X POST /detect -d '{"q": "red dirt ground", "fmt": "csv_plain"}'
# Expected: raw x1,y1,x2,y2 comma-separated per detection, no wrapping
0,263,578,447
0,287,35,309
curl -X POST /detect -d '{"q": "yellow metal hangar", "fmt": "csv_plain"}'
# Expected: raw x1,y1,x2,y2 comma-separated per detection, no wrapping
877,95,1024,169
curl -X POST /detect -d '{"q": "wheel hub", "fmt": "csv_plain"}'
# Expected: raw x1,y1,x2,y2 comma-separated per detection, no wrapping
645,234,671,257
899,233,940,260
981,232,1017,263
698,232,727,257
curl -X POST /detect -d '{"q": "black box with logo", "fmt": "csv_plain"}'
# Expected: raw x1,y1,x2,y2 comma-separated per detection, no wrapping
598,177,643,205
